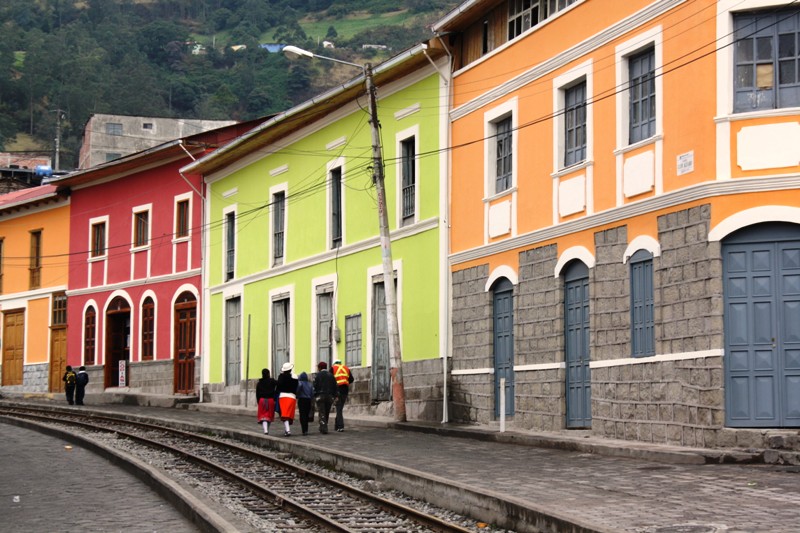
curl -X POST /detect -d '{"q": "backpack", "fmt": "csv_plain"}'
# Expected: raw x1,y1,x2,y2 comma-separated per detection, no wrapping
65,372,76,385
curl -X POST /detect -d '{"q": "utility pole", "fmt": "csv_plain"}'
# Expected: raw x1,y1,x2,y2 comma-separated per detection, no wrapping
52,109,65,172
283,46,407,422
364,64,407,422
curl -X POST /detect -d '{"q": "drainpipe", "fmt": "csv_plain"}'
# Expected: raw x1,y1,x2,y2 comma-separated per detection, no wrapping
431,39,453,424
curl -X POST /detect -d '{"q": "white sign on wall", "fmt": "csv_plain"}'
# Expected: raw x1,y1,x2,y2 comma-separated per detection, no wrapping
119,360,127,387
677,151,694,176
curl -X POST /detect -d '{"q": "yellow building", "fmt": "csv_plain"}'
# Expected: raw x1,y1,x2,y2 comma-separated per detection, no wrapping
0,185,70,394
437,0,800,446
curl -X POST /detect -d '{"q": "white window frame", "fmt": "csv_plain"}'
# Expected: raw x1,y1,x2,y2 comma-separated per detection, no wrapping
173,193,192,242
88,215,109,260
484,98,519,199
553,59,594,172
310,274,339,370
131,203,152,251
614,26,664,205
270,183,288,266
222,205,237,283
327,157,346,249
395,125,420,228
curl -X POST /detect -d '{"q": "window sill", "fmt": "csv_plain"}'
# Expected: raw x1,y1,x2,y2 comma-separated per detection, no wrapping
483,186,517,203
172,236,190,244
130,245,151,253
88,255,107,262
551,160,593,179
714,106,800,123
614,134,662,157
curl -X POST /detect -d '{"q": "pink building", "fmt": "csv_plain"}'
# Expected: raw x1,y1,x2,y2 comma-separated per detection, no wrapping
55,122,257,395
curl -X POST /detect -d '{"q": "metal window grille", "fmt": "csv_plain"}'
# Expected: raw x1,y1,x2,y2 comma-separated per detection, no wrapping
330,167,342,249
225,212,235,281
401,138,416,224
273,192,285,264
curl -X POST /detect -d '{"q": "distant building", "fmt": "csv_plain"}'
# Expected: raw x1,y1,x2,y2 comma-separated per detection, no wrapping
77,114,237,170
361,44,388,50
322,41,335,49
259,43,285,53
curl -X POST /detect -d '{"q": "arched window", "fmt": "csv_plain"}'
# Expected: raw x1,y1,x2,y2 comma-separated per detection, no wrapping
84,307,96,365
141,297,154,361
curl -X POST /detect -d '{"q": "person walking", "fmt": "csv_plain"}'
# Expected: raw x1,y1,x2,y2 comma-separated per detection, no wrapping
313,361,338,434
276,362,298,436
331,359,353,432
255,368,277,434
75,366,89,405
296,372,313,436
62,366,77,405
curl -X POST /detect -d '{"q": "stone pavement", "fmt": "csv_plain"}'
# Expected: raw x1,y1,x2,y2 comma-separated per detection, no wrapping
0,422,198,533
3,396,800,532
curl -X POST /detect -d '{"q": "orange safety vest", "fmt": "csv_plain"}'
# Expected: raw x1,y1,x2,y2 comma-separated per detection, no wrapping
333,364,350,386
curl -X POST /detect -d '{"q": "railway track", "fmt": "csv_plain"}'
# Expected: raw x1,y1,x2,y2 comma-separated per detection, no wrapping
0,405,481,533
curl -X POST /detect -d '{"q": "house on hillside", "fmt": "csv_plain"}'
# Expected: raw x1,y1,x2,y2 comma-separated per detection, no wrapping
435,0,800,448
0,185,70,395
182,42,451,419
77,114,237,170
52,120,260,398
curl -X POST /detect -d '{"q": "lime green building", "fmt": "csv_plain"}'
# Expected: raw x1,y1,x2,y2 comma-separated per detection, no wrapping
183,43,451,420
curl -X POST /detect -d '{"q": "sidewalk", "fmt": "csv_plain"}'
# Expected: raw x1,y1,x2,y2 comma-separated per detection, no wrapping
4,392,800,532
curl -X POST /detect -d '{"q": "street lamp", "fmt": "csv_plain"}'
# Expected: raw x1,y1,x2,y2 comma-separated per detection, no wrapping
284,45,407,422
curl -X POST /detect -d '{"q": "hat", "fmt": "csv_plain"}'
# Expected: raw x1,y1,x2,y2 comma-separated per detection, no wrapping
281,362,294,373
333,360,342,365
317,361,328,370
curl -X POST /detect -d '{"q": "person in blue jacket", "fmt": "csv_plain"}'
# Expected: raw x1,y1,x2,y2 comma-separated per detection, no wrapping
75,366,89,405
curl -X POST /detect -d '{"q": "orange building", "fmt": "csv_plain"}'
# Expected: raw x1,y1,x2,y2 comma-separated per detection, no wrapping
0,185,70,394
437,0,800,446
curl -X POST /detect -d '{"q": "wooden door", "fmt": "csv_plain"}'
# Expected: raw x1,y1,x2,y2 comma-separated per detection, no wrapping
49,328,68,392
2,310,24,386
174,294,196,394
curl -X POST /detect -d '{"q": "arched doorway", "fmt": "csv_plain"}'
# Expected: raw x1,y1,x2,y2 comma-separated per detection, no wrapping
564,260,591,428
492,277,515,418
174,292,197,394
723,222,800,428
105,296,130,388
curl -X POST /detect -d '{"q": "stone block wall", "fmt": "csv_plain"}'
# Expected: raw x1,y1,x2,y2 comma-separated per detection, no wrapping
590,205,726,446
450,264,495,424
129,360,174,395
591,355,724,446
592,226,630,361
515,244,564,430
655,205,724,354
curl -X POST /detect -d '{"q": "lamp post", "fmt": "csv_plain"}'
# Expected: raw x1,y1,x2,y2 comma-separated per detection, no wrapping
284,45,407,422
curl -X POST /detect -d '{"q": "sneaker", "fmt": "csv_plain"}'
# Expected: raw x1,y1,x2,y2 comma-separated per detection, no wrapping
336,428,344,432
284,431,291,437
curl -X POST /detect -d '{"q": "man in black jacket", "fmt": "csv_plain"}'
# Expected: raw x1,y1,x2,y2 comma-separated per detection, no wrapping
312,361,338,434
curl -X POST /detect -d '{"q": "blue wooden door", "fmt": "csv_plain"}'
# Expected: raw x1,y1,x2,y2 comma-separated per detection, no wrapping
724,223,800,427
493,278,515,418
565,261,591,428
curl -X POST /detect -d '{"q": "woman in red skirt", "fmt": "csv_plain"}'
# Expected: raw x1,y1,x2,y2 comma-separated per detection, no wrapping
276,362,299,436
256,368,277,434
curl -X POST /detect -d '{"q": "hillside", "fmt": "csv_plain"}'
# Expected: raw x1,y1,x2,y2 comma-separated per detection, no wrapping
0,0,458,168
